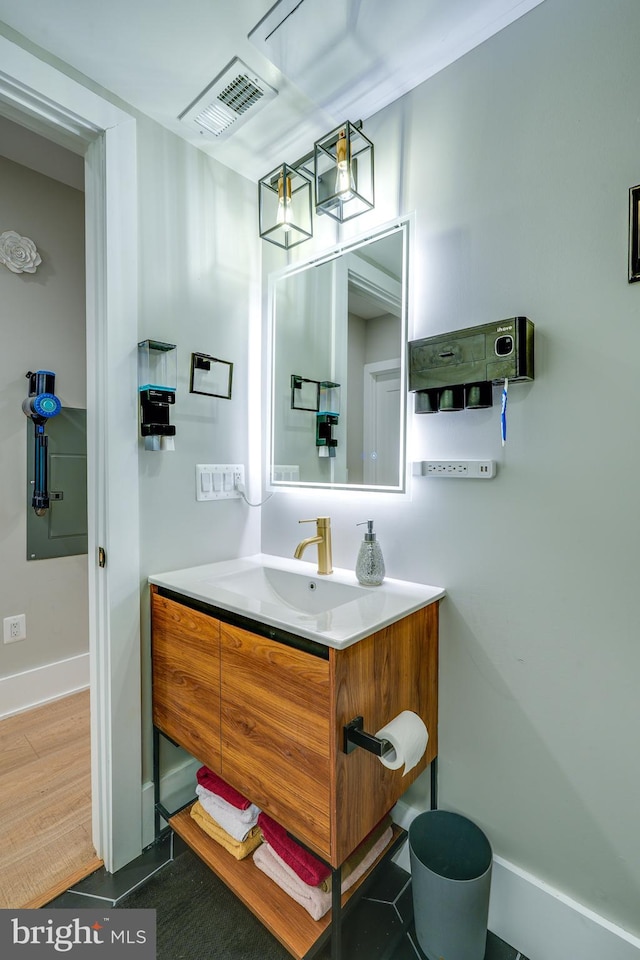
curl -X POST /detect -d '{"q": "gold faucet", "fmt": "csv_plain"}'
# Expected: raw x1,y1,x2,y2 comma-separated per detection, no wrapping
294,517,333,575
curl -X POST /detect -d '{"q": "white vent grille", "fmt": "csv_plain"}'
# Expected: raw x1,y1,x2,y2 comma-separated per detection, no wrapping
218,74,264,115
180,58,276,141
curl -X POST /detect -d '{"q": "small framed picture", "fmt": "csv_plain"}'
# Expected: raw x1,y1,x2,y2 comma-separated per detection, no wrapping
189,352,233,399
629,185,640,282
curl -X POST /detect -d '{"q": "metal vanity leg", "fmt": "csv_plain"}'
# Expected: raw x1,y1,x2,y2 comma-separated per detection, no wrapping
153,726,161,838
331,864,342,960
430,755,438,810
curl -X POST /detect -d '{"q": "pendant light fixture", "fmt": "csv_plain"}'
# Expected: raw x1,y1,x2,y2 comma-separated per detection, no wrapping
258,121,374,246
258,162,313,249
314,121,374,222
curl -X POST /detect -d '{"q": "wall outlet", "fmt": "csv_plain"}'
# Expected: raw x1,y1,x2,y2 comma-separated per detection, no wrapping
3,614,26,643
413,460,496,479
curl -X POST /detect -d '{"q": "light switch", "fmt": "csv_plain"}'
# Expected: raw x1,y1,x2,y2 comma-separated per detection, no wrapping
195,464,244,500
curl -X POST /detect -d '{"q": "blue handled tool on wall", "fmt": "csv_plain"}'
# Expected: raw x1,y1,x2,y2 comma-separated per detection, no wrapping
22,370,62,515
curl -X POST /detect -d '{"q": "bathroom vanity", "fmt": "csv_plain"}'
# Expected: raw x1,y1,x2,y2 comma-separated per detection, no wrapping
149,555,443,959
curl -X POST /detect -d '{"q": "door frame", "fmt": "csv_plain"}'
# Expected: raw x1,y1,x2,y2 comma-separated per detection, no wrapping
0,37,142,872
363,359,401,486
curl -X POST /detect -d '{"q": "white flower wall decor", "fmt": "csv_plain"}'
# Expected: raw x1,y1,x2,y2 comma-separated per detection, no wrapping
0,230,42,274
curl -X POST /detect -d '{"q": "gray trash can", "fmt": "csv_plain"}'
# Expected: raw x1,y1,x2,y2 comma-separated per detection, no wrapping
409,810,492,960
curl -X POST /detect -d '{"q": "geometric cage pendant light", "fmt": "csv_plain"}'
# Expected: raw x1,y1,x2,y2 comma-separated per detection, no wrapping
259,120,374,247
313,121,374,223
258,162,313,250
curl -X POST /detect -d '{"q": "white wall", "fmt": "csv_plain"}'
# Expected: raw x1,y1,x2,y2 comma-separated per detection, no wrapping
0,154,88,688
135,116,261,782
261,0,640,942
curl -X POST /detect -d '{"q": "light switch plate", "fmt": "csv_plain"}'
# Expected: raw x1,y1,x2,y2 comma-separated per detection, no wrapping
196,464,245,500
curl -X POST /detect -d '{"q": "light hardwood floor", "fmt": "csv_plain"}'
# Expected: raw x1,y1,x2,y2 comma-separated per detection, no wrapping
0,689,102,908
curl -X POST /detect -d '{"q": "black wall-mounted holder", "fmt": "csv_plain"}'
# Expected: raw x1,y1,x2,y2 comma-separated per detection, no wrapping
343,716,394,759
409,317,534,414
138,340,177,451
139,389,176,437
316,413,339,450
290,374,341,455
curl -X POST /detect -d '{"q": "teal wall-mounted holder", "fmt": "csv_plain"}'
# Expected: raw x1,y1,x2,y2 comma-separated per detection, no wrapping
291,375,341,455
138,340,177,450
319,380,340,416
316,381,340,456
408,317,534,414
316,413,339,455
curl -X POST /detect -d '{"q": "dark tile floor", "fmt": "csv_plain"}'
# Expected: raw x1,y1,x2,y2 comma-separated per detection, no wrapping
48,834,528,960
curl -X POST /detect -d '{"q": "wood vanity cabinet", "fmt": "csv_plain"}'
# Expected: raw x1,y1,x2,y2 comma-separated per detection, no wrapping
150,585,439,957
220,621,333,859
151,591,221,774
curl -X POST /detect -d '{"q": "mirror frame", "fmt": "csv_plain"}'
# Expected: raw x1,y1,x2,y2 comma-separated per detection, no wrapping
266,216,411,493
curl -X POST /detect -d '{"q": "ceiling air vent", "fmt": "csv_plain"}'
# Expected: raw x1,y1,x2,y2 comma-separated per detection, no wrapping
179,58,277,141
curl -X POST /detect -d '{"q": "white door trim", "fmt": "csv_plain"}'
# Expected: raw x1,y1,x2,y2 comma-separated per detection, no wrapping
0,36,142,872
363,358,401,486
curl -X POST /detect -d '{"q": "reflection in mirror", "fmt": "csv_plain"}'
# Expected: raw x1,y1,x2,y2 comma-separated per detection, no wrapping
269,220,408,490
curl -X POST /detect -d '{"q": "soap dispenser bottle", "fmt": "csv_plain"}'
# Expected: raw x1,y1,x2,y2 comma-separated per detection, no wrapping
355,520,385,586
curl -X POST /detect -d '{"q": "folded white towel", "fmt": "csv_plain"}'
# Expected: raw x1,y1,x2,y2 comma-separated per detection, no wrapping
195,784,260,841
252,826,394,921
254,843,331,920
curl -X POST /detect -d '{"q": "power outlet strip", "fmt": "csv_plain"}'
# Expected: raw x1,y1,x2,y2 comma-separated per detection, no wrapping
413,460,496,479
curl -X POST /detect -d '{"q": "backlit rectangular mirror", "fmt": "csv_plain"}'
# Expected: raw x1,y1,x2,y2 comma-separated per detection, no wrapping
268,218,409,491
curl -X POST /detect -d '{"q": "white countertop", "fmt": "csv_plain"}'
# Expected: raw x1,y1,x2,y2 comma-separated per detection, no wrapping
149,553,444,649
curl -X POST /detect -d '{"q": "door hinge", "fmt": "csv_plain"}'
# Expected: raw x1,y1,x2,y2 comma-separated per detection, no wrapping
98,546,106,568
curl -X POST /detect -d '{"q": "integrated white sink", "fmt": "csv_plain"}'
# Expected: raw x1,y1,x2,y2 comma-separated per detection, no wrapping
211,565,370,616
149,554,444,649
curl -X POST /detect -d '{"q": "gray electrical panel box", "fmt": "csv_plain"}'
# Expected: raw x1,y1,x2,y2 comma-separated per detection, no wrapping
408,317,534,413
26,407,88,560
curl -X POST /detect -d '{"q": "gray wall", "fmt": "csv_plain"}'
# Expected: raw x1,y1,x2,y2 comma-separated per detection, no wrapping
261,0,640,937
0,154,87,680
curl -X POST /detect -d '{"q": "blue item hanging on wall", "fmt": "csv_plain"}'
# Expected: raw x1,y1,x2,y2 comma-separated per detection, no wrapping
22,370,62,515
501,377,508,446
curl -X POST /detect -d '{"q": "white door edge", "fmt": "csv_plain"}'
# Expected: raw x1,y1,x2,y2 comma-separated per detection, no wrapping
0,36,142,873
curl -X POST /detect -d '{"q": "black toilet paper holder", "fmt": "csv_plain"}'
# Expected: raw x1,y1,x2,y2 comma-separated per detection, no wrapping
343,716,394,758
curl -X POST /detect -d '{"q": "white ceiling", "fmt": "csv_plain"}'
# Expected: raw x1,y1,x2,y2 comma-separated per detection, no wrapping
0,0,546,183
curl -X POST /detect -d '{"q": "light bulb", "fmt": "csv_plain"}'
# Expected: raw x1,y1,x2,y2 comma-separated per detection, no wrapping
276,172,292,232
335,130,355,199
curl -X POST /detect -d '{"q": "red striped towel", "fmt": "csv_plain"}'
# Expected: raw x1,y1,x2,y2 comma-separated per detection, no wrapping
196,767,251,811
257,812,331,886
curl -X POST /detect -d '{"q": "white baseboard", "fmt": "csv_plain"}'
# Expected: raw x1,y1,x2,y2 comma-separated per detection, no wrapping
392,800,640,960
141,757,200,849
0,652,90,719
489,856,640,960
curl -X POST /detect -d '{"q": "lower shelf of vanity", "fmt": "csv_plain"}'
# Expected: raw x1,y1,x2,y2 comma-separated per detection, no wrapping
170,805,406,960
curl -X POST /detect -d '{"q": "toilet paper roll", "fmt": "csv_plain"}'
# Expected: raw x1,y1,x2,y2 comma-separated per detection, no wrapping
375,710,428,776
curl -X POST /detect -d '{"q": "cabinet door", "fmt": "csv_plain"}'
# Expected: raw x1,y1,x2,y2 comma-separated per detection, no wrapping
151,591,221,773
220,623,332,860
